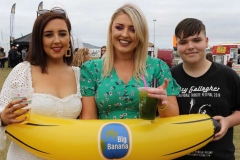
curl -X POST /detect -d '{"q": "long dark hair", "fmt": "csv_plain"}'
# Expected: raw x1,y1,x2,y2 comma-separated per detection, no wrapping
25,12,74,73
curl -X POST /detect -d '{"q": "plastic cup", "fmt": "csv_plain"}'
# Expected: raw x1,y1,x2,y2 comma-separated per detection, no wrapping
11,91,32,123
138,87,158,120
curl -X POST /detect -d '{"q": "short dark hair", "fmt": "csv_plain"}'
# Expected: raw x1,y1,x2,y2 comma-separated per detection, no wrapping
175,18,206,39
25,12,73,73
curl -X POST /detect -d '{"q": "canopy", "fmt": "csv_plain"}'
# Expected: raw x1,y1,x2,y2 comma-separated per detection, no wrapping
13,33,31,46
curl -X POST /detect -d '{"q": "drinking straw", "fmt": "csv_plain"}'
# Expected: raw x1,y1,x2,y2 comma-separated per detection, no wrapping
142,74,148,89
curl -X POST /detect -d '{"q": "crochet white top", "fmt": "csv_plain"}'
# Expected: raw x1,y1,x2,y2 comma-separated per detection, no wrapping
0,62,82,159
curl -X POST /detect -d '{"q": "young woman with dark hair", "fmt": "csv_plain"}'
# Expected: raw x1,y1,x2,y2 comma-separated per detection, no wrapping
0,7,82,159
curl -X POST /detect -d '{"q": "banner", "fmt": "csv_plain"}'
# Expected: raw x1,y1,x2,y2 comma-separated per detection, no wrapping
212,45,238,54
10,3,16,45
38,1,43,11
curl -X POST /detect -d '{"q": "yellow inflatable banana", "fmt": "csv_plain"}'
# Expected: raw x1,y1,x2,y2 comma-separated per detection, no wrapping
6,114,220,160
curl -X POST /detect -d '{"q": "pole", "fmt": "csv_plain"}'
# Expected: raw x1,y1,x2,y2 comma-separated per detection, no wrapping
153,19,156,57
153,19,156,46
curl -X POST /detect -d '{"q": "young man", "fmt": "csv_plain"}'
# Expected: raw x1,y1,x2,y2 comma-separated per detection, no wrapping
171,18,240,160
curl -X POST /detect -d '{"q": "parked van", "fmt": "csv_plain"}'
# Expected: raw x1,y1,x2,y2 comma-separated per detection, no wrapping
157,49,174,68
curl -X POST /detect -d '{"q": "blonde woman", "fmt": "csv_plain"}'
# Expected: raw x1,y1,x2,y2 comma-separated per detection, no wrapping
80,3,180,119
71,47,91,67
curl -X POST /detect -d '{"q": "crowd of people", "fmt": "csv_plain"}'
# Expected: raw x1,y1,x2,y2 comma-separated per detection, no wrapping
0,3,240,160
0,46,29,70
1,43,101,71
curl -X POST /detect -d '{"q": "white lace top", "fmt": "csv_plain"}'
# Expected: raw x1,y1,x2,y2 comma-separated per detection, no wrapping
0,62,82,159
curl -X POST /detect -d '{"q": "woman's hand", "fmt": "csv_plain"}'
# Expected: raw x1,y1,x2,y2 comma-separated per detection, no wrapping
147,79,179,117
147,78,168,105
1,99,29,126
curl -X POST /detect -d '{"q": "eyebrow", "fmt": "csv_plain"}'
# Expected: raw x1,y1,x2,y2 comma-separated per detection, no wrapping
115,23,123,25
115,23,134,27
43,30,67,33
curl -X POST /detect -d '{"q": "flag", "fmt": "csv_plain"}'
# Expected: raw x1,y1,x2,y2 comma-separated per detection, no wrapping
11,3,16,13
38,1,43,11
21,33,23,37
10,3,16,45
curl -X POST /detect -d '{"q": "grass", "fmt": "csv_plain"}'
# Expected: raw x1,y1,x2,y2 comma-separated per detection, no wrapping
0,62,240,159
235,126,240,159
0,62,12,160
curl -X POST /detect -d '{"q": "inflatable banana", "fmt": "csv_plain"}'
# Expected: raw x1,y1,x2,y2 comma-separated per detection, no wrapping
5,114,220,160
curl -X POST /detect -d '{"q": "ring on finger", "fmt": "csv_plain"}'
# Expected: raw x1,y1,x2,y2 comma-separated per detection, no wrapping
9,108,13,114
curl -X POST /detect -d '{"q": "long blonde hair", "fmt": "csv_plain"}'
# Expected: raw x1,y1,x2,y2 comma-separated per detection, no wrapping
102,3,149,80
71,47,90,67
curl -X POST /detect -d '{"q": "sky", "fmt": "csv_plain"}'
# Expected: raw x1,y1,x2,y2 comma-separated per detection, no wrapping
1,0,240,51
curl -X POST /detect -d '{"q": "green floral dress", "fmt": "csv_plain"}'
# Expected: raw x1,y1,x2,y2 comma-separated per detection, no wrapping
80,56,180,119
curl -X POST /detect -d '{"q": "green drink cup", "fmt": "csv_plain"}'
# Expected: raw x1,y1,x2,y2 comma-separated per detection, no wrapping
138,87,158,120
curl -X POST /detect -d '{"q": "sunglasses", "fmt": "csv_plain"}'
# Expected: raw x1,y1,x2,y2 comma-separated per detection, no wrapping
101,50,106,52
37,8,66,17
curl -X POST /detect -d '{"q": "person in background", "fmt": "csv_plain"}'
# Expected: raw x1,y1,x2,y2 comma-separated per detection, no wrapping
171,18,240,160
71,47,91,67
8,45,17,68
21,47,27,61
206,52,213,62
226,58,233,68
0,48,6,70
7,46,12,68
80,3,180,120
74,47,78,56
12,46,19,67
16,47,22,64
238,56,240,64
99,45,106,58
0,7,82,159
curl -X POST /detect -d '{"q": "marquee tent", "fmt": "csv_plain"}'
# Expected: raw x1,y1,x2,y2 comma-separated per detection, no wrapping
13,33,31,46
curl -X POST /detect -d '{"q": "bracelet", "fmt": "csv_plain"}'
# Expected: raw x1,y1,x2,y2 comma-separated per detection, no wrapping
158,104,168,111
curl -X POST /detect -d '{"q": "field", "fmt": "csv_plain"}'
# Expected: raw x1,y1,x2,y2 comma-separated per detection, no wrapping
0,66,13,160
0,63,240,159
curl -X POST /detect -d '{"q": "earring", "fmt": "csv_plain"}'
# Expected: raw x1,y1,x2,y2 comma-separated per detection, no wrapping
65,47,71,57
